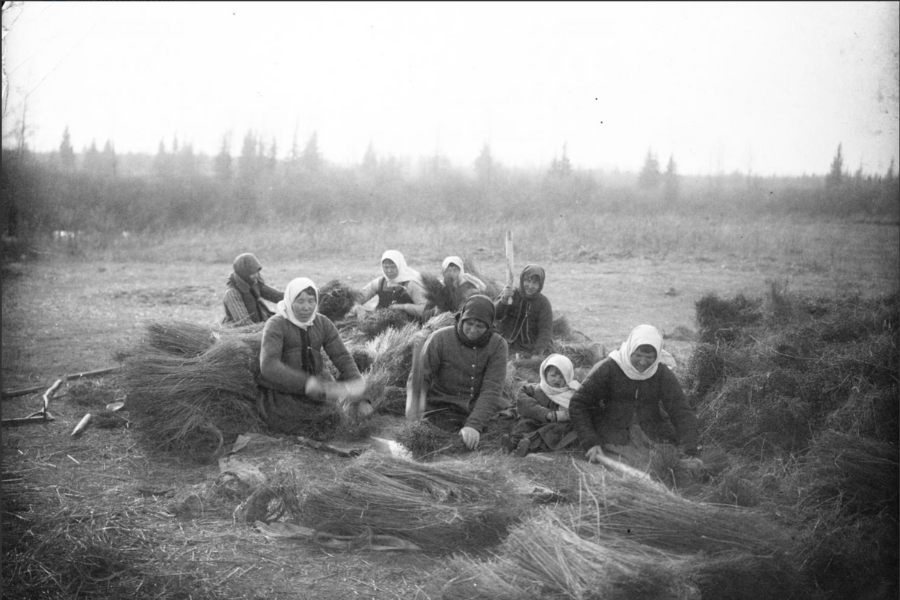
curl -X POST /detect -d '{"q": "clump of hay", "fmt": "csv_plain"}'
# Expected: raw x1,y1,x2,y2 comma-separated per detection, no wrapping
298,452,529,552
237,467,304,525
549,340,606,368
120,338,264,461
355,308,415,338
317,279,359,322
392,420,458,458
572,466,794,557
443,509,700,600
421,272,470,315
695,293,762,344
790,430,899,518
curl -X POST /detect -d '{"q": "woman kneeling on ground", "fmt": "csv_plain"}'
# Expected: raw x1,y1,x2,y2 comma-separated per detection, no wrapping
355,250,429,321
222,253,282,326
568,324,702,481
257,277,366,437
503,354,582,457
412,294,509,450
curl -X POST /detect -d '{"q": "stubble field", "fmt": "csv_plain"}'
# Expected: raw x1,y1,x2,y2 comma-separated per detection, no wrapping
1,220,898,599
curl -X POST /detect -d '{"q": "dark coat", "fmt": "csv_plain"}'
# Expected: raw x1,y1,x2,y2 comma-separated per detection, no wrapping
568,358,698,451
494,292,553,356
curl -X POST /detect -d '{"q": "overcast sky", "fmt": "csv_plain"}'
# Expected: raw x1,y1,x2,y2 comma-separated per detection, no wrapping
2,1,898,176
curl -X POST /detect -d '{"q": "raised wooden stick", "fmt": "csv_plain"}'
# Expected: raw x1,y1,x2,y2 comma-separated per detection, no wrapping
504,230,515,304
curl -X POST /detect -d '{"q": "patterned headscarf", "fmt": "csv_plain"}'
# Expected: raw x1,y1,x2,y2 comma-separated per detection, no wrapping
233,253,263,285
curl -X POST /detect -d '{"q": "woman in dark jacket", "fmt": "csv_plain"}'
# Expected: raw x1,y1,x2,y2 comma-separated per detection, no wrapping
569,324,700,464
257,277,365,437
494,264,553,359
222,253,282,325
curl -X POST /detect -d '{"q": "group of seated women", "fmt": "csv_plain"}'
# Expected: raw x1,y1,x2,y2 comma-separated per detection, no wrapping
220,250,700,469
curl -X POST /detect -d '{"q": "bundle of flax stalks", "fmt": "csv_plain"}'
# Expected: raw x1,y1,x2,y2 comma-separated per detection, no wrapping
572,465,793,557
120,331,264,460
443,509,701,600
298,452,529,552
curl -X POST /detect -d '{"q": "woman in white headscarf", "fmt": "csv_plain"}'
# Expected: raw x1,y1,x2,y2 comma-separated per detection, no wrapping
441,256,486,295
504,354,583,456
355,250,429,320
258,277,366,436
568,324,700,466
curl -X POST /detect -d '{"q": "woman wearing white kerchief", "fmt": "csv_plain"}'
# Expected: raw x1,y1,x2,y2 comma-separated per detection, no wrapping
258,277,366,436
441,256,486,295
355,250,429,320
504,354,583,457
569,324,700,467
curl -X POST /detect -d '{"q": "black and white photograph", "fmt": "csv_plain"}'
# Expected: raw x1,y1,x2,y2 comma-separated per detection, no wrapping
2,2,898,599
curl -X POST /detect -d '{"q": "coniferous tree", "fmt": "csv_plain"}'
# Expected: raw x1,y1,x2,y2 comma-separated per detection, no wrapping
83,140,102,175
474,142,495,183
664,154,679,201
302,131,322,172
638,148,661,189
59,126,75,172
826,143,844,188
101,140,117,177
214,135,232,182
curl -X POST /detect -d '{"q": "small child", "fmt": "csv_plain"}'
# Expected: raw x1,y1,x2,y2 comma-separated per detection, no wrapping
494,264,553,359
503,354,582,457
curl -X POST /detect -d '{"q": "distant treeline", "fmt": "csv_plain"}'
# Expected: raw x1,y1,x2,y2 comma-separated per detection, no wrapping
2,143,898,251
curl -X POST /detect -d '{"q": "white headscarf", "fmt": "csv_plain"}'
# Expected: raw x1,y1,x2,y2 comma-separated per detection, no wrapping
381,250,424,287
608,324,677,381
275,277,318,330
538,354,582,409
441,256,487,292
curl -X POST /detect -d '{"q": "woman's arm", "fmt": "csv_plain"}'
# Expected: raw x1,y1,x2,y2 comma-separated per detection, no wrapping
531,297,554,356
258,281,283,304
396,281,428,318
516,384,553,422
258,319,312,394
320,318,363,382
223,288,253,326
568,363,607,450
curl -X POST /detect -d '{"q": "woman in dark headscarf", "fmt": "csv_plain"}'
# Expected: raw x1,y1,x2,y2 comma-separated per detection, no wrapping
257,277,365,437
494,264,554,359
222,253,282,326
408,294,509,450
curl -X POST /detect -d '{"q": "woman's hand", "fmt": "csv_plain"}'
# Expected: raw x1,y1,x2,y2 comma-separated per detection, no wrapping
586,445,606,464
555,409,570,422
459,426,480,450
499,285,514,303
354,307,368,321
304,376,326,402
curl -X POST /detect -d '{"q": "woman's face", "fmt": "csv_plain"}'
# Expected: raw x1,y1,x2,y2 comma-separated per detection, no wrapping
291,290,317,322
382,259,399,280
630,346,657,373
522,275,541,297
544,365,566,388
247,268,260,284
461,318,489,341
443,264,461,283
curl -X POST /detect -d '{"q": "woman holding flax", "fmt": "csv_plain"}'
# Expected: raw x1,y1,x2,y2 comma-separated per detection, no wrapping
257,277,366,436
354,250,429,321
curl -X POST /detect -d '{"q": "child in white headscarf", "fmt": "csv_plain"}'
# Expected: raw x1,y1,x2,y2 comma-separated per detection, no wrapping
503,354,583,456
258,277,366,436
355,250,429,320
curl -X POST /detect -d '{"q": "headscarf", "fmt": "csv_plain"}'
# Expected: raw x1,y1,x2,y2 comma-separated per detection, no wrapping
233,253,263,285
518,264,545,298
608,324,677,381
381,250,424,287
538,354,582,409
275,277,318,330
441,256,487,292
455,294,496,348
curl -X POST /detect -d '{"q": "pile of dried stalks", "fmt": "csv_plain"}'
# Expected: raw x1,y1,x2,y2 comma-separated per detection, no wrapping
443,509,700,600
298,452,529,552
317,279,359,322
120,337,264,461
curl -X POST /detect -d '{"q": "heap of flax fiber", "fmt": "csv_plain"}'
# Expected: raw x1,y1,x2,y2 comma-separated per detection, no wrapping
298,452,529,553
120,331,264,460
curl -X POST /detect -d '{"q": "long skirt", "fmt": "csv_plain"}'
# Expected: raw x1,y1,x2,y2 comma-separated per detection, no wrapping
256,387,343,440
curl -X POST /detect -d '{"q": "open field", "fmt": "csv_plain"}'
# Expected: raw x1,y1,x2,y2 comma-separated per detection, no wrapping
2,219,898,600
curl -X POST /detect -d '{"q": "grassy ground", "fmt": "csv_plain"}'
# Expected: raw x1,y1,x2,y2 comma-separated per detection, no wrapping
2,220,898,599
